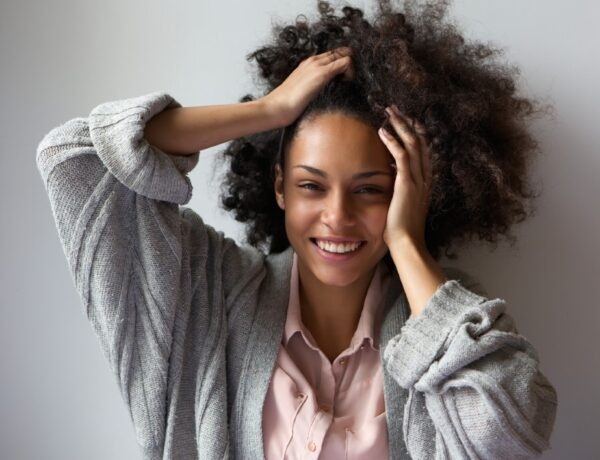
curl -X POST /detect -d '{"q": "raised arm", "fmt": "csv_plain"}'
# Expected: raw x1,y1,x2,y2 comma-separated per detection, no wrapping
142,97,282,156
142,46,354,156
36,47,355,456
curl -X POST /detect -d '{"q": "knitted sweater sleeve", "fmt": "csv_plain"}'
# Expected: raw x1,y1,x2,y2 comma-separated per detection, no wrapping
383,268,558,459
35,92,264,455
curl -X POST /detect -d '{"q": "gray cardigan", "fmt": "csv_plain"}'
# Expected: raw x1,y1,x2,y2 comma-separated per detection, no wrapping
36,91,558,459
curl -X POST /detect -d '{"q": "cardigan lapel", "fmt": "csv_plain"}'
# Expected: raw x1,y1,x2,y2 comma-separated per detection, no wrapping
379,268,412,459
233,246,294,459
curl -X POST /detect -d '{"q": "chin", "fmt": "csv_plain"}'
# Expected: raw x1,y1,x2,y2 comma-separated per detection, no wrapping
309,261,373,288
316,271,359,287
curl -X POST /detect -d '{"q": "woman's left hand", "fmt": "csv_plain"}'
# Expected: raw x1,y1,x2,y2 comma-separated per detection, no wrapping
378,104,433,250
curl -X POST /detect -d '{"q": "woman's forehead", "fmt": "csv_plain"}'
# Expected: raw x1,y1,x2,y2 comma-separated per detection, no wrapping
288,112,391,169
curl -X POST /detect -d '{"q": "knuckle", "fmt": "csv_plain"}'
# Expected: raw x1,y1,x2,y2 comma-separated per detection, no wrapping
396,149,408,160
405,137,419,148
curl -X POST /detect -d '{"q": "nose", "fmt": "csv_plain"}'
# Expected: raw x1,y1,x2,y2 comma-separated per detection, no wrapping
321,190,356,229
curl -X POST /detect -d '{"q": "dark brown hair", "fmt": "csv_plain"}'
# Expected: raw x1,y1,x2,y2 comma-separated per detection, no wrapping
216,0,550,261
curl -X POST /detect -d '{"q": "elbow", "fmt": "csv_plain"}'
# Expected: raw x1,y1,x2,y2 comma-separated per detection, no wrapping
35,117,91,185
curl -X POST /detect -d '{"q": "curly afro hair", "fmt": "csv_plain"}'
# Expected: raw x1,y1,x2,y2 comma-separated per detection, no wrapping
216,0,549,262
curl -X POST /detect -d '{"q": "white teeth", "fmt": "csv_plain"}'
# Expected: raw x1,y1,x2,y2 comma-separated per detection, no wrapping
315,239,363,254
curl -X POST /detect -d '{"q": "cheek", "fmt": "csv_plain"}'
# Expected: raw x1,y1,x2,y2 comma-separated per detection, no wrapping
283,199,318,234
364,204,390,233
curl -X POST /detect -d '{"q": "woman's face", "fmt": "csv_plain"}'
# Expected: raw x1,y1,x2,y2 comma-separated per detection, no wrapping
274,111,396,288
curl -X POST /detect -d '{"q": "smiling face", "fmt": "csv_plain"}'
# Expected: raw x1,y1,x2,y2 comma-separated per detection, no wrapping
274,111,396,288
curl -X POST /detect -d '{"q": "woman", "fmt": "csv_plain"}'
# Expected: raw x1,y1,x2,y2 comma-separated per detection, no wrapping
36,0,557,458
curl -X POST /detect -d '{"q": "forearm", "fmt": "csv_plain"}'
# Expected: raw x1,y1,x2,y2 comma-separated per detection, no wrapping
388,238,447,318
143,98,284,156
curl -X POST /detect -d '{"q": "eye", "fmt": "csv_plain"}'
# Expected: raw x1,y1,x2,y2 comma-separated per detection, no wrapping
299,183,322,191
356,186,383,194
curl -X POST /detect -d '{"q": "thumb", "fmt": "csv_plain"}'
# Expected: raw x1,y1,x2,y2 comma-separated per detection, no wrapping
342,62,354,81
330,54,352,76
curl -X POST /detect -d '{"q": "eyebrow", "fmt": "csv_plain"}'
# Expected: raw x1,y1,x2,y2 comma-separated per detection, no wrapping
292,165,394,180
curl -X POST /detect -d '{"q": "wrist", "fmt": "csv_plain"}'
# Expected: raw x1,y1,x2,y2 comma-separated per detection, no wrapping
388,237,448,319
389,237,426,272
258,94,294,128
387,233,426,257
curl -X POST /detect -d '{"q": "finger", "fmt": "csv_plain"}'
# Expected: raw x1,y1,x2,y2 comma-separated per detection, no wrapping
315,47,352,63
421,138,433,188
420,152,431,205
326,54,352,78
329,46,353,57
334,46,352,55
390,106,432,188
385,106,423,185
378,127,414,183
310,48,352,78
405,116,431,185
342,60,354,80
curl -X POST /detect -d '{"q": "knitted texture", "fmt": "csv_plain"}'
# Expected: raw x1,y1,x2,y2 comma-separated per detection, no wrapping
36,91,557,459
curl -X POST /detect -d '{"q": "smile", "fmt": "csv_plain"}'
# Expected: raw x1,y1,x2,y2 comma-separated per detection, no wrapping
310,238,367,260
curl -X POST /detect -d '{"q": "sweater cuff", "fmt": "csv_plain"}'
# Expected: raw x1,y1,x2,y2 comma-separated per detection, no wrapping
88,91,200,204
383,279,488,389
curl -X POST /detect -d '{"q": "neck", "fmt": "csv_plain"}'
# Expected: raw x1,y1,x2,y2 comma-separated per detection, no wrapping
297,261,377,361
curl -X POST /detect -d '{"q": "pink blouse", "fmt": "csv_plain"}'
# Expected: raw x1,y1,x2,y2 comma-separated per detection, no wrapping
263,251,392,459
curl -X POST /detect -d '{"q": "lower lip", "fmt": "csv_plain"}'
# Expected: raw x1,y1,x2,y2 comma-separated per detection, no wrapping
311,239,366,262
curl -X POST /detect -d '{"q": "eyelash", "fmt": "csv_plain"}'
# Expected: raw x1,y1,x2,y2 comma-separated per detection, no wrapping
299,183,383,194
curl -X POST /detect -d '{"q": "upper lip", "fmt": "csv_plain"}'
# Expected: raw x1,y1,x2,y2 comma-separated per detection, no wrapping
312,236,366,243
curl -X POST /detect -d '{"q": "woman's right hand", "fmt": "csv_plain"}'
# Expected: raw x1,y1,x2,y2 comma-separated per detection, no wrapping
261,47,354,126
143,47,352,155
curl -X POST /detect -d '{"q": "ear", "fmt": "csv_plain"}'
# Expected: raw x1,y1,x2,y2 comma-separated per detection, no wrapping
274,163,285,210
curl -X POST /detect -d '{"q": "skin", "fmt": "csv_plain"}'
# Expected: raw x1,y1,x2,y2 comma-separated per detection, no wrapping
274,107,448,363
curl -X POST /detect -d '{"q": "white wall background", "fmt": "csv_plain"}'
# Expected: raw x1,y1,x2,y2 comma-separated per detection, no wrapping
2,0,598,458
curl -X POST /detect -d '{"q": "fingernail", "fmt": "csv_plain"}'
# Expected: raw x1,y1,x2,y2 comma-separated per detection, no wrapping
379,127,392,138
385,107,393,117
